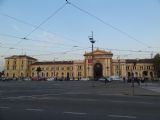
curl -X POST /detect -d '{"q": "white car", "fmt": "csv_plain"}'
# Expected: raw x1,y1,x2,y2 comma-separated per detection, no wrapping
98,77,111,82
81,78,90,81
47,77,55,81
23,77,31,81
108,76,122,81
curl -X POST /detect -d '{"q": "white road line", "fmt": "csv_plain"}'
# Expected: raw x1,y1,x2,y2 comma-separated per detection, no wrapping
111,100,154,105
108,114,136,119
0,107,10,109
25,108,44,112
1,93,62,100
63,112,87,115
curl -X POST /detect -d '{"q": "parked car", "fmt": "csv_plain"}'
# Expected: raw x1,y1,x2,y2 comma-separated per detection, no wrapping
98,77,111,82
23,77,31,81
108,76,122,81
47,77,55,81
0,77,6,81
81,77,90,81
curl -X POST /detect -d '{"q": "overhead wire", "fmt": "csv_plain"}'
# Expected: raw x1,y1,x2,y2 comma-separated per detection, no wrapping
1,32,156,56
24,2,68,39
0,33,77,46
0,12,84,45
0,2,68,55
0,44,90,58
29,47,90,57
0,33,51,43
67,1,151,48
0,0,157,60
99,47,155,53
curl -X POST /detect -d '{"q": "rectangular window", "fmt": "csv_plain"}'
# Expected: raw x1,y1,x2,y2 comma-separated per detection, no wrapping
7,66,9,70
126,66,129,70
147,66,150,70
13,66,16,70
77,65,82,70
56,67,59,71
61,67,64,70
67,67,70,70
46,67,49,70
21,65,23,70
116,65,118,69
71,67,73,70
51,67,55,70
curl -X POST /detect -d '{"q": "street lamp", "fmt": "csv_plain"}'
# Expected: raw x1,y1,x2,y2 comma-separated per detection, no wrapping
131,59,139,95
88,31,95,81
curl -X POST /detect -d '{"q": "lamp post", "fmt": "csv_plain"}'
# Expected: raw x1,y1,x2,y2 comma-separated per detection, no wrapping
131,59,138,95
88,31,95,82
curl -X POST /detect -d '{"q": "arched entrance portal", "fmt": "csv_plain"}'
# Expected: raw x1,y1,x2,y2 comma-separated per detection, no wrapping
94,63,103,79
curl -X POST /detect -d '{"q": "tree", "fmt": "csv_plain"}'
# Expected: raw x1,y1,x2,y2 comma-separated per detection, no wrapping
36,67,42,80
153,53,160,78
0,70,4,77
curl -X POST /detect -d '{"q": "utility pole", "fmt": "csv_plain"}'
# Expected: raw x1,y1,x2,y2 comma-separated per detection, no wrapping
88,31,95,83
117,56,120,77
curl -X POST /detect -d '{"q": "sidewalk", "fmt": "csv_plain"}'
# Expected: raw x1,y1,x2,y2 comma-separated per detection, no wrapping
86,81,160,96
140,82,160,93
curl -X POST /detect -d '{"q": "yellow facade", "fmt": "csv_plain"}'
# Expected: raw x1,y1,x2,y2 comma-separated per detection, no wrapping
112,59,155,79
31,60,84,80
4,55,37,78
84,49,113,78
4,49,156,80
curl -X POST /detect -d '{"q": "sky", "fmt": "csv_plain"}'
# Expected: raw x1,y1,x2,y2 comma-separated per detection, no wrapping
0,0,160,71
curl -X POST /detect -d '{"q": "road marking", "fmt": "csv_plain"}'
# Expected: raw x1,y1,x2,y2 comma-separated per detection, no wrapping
108,114,136,119
1,93,62,100
0,107,10,109
63,112,87,115
111,100,154,105
25,108,44,112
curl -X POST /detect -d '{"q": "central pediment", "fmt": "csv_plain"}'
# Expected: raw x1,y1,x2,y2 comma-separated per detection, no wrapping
84,48,113,56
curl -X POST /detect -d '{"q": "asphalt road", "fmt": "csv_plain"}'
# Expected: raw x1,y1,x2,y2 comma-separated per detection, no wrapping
0,80,160,120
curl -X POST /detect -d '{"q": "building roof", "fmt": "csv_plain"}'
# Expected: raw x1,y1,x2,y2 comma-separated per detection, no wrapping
31,61,74,65
126,59,154,63
5,55,37,60
84,48,113,56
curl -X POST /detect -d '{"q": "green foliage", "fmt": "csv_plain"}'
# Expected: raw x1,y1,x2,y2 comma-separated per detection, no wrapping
153,53,160,77
0,70,4,77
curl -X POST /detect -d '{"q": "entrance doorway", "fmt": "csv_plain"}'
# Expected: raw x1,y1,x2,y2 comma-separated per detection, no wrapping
94,63,103,79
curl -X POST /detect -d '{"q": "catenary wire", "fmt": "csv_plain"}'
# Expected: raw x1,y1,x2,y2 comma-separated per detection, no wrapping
67,1,151,48
24,2,68,39
0,12,85,44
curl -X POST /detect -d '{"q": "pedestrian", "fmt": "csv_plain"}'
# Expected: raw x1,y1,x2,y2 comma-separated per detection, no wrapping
123,77,126,83
105,78,108,85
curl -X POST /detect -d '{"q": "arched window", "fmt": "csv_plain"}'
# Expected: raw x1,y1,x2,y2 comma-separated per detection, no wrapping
32,72,34,77
62,72,64,76
7,73,9,77
42,72,44,77
13,73,15,78
46,72,48,77
21,73,23,77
